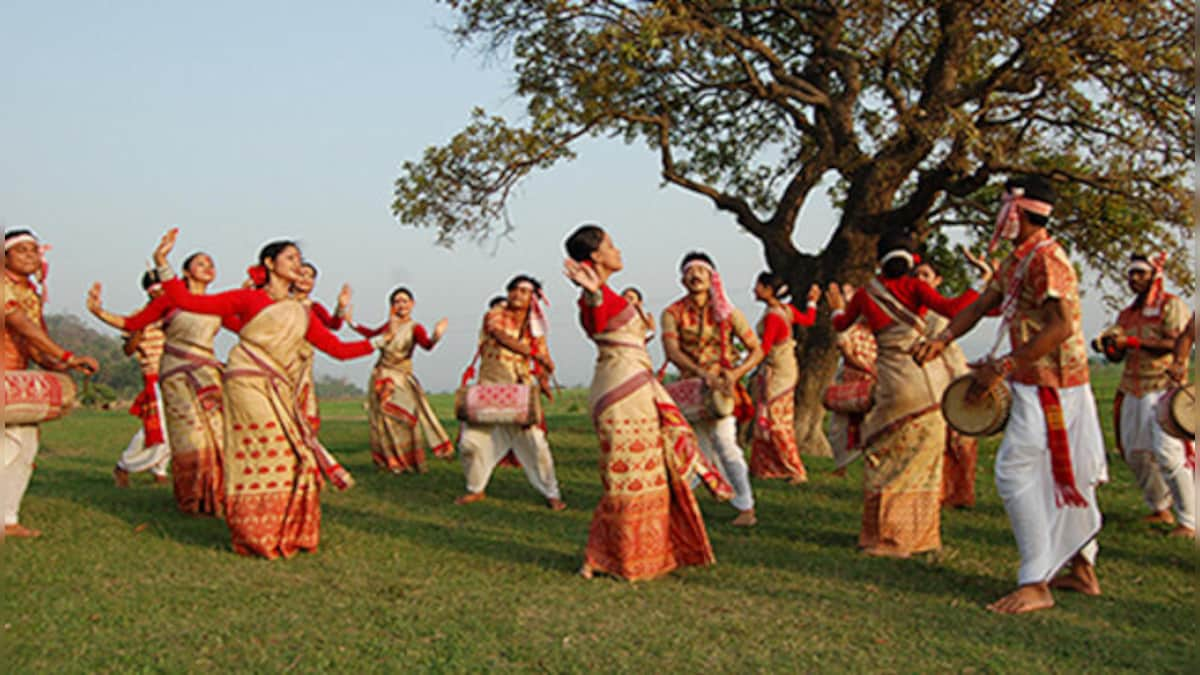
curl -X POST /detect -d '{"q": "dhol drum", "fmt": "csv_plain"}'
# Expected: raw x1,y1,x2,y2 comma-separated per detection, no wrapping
941,373,1012,437
3,370,77,425
663,377,735,422
454,383,541,427
1156,383,1196,441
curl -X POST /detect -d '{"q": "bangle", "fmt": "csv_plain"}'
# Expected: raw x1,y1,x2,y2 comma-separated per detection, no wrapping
59,350,73,364
1126,336,1141,349
934,328,955,344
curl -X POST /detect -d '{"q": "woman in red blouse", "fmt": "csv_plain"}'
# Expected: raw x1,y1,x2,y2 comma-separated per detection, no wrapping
823,233,984,558
353,287,453,473
87,252,236,516
152,229,376,559
564,224,732,581
749,272,819,483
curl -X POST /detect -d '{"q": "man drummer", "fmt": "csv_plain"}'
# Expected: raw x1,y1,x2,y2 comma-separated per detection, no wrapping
914,176,1107,614
1102,254,1194,536
3,229,99,538
662,251,763,526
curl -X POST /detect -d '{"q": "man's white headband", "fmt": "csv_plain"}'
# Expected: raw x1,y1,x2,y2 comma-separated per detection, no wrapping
879,249,914,268
4,234,38,251
1127,261,1154,274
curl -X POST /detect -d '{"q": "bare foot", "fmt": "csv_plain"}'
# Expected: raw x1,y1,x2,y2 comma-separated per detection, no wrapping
546,497,567,511
1167,525,1196,538
987,583,1055,614
112,467,130,488
454,492,486,505
578,562,594,579
831,467,848,478
3,523,42,538
787,474,808,485
153,474,170,485
862,545,910,559
731,509,757,527
1142,509,1175,525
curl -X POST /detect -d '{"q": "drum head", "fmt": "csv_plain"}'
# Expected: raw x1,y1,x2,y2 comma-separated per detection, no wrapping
1170,384,1196,437
942,375,1009,436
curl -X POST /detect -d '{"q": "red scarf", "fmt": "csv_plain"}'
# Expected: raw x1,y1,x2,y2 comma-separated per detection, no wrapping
1036,386,1088,508
128,373,165,446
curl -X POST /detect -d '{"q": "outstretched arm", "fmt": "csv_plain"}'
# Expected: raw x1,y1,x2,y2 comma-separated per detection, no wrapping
912,287,1003,364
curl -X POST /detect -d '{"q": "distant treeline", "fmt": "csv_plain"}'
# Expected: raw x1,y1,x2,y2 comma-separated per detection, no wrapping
43,313,365,405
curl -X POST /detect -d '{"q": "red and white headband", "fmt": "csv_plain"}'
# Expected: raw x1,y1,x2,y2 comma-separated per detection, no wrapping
4,233,38,250
990,187,1054,253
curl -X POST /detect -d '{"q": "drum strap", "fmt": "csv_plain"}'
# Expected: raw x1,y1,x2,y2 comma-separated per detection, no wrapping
987,239,1055,358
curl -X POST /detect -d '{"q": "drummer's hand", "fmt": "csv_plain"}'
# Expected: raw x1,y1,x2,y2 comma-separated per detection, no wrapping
68,355,100,375
911,338,947,365
1167,359,1187,383
967,361,1003,402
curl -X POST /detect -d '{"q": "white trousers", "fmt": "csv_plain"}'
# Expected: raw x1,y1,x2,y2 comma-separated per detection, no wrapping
1120,391,1195,529
692,415,755,511
995,383,1108,586
116,386,171,477
459,423,561,499
1,425,40,526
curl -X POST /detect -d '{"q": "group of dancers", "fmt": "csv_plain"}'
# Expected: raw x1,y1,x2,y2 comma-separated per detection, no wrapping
2,173,1194,614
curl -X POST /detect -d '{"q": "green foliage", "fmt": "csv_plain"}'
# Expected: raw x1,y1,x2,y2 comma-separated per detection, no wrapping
399,1,1192,299
45,313,144,400
314,374,366,400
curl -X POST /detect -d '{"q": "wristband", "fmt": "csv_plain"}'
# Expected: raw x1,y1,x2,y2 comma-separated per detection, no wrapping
59,350,74,364
1125,336,1141,349
996,354,1016,376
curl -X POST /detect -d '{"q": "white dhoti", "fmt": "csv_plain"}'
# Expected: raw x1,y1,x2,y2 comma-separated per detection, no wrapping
995,383,1108,586
458,423,561,499
116,386,171,477
692,415,755,511
1120,390,1195,529
1,425,40,527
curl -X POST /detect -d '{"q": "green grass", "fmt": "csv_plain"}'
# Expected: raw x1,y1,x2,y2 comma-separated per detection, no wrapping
1,363,1195,672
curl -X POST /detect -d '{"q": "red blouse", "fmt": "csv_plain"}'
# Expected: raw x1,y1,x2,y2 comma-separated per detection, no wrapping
760,303,816,352
352,320,434,350
577,285,629,336
832,277,979,333
161,278,372,360
310,302,343,331
122,293,241,333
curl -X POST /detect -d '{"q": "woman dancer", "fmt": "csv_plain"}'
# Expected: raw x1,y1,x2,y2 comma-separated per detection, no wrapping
749,273,819,483
825,234,985,558
354,287,453,473
564,224,731,581
153,229,375,558
87,252,230,516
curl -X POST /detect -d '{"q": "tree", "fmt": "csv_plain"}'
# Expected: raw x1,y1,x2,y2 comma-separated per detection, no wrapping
395,0,1193,453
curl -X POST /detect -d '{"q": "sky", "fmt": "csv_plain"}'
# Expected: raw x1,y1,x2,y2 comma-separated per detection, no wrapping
2,1,1131,393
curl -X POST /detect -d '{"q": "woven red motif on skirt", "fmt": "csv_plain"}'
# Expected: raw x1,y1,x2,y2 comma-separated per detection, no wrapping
663,378,705,419
464,384,532,424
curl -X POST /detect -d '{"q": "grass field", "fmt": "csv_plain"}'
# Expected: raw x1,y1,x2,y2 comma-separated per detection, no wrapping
1,364,1195,672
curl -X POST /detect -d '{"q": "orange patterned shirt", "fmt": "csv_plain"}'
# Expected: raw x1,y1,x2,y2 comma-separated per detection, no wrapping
1114,293,1189,396
3,270,44,370
478,305,546,385
986,229,1089,388
661,296,757,370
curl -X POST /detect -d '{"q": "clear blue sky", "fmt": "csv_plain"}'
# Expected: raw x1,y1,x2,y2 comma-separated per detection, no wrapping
3,1,1121,392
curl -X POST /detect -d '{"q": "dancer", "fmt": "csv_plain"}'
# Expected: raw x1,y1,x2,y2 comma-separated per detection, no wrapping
354,287,453,473
153,229,374,558
825,285,877,473
748,273,818,483
825,234,985,558
111,272,171,487
3,229,99,538
291,261,350,434
87,252,231,515
912,259,987,508
456,275,565,509
565,224,732,580
914,176,1107,614
662,252,763,526
1102,253,1193,535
